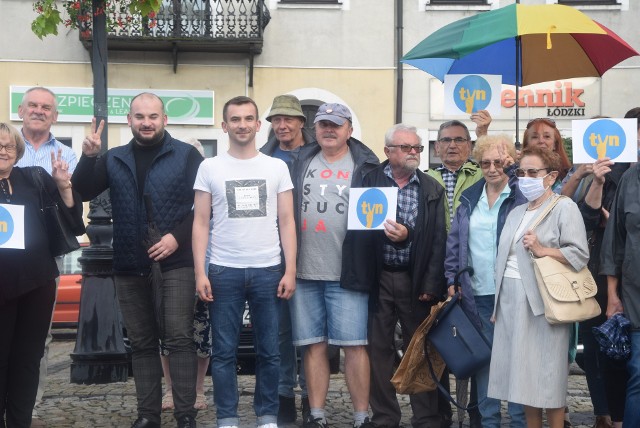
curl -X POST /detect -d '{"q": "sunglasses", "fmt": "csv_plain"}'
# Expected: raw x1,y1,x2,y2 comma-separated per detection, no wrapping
526,118,556,129
387,144,425,153
480,159,504,170
515,168,550,177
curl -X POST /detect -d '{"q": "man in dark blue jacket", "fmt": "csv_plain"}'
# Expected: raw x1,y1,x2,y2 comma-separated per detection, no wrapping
72,93,203,428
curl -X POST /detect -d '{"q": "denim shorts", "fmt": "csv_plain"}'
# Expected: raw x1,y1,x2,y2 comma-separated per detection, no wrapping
290,279,368,346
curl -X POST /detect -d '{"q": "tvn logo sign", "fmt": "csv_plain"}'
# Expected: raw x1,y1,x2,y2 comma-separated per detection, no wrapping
584,119,627,160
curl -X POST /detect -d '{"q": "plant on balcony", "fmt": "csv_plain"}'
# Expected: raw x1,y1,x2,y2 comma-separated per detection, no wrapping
31,0,161,39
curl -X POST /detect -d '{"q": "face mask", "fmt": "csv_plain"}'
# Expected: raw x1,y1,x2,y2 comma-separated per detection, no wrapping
518,176,548,202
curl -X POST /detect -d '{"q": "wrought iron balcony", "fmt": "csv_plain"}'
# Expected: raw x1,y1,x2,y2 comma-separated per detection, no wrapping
79,0,269,68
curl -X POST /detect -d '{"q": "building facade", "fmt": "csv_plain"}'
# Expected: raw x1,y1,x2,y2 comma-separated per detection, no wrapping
1,0,638,168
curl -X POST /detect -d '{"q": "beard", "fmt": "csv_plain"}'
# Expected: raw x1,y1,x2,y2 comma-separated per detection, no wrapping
132,127,165,146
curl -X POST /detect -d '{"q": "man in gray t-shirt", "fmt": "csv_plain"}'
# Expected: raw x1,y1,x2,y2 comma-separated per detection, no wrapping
290,103,379,428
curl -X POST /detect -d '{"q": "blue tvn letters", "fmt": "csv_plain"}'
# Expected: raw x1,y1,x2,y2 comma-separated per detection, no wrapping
0,205,15,246
357,188,388,229
454,75,492,114
583,119,626,160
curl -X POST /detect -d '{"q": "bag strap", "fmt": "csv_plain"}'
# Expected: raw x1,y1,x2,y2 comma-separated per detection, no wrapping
29,167,48,210
528,194,566,231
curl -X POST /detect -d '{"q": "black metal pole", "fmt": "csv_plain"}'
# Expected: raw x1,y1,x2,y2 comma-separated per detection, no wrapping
515,0,520,148
395,0,403,124
92,0,108,153
515,35,521,148
71,0,129,384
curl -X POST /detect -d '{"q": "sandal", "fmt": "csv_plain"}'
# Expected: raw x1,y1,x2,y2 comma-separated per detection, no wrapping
162,391,174,411
194,392,208,410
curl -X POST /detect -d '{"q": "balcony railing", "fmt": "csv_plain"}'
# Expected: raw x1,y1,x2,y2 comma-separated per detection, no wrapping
79,0,269,55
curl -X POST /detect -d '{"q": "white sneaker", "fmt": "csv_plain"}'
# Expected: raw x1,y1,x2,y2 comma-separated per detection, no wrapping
257,424,278,428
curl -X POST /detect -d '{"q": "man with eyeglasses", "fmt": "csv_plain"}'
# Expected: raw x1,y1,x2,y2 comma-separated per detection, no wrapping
427,120,484,234
426,119,485,428
356,124,446,427
16,86,77,428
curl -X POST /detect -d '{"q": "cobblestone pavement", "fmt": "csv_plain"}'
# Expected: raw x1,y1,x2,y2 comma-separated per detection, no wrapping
34,339,596,427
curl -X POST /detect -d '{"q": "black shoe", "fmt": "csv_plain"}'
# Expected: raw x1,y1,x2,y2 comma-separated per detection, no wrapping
353,417,376,428
177,415,197,428
278,395,297,424
301,396,311,422
303,414,328,428
131,417,160,428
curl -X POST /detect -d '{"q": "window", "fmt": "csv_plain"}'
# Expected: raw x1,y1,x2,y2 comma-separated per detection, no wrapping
200,139,217,158
558,0,618,4
58,137,73,148
427,0,487,4
280,0,340,3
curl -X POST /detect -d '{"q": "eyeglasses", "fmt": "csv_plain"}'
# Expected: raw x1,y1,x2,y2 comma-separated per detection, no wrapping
526,118,556,129
437,137,469,145
387,144,425,153
515,167,549,177
0,144,17,154
480,159,504,170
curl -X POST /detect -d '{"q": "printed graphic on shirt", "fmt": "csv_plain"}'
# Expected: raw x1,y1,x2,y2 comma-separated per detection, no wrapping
225,179,267,218
297,153,354,280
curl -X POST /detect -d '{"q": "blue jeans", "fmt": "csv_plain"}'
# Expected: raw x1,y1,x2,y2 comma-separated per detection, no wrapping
474,295,525,428
279,299,307,398
208,264,281,427
624,331,640,426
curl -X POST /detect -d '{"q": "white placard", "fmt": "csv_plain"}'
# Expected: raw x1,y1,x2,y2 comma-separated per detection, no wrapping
444,74,502,117
348,187,398,230
0,204,25,249
572,118,638,163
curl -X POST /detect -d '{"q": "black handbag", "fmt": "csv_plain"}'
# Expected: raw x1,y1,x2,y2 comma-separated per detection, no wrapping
30,168,80,257
425,267,492,410
428,291,492,380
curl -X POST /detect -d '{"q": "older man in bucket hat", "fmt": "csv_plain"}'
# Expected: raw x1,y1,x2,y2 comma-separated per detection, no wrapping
290,103,379,428
260,94,314,424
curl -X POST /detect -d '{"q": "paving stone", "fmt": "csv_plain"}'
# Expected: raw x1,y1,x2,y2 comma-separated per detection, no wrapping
34,340,597,427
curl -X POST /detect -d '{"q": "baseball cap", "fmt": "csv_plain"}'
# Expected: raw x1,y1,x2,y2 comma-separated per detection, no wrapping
314,103,352,126
266,95,306,122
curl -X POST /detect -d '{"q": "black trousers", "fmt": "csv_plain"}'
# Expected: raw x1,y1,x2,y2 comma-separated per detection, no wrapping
368,270,440,428
0,281,56,428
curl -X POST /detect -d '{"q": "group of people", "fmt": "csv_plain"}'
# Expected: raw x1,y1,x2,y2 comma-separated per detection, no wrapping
1,85,639,428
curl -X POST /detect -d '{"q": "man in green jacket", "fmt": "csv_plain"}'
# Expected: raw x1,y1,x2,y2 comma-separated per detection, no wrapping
427,120,483,232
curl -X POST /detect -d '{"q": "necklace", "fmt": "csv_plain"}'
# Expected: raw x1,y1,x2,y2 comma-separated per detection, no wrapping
527,193,552,211
0,178,11,203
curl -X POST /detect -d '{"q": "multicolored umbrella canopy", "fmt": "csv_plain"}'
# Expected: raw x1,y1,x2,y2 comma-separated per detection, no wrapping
402,3,639,87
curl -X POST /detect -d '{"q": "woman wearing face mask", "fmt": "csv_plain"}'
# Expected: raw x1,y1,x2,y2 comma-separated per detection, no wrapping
487,146,590,428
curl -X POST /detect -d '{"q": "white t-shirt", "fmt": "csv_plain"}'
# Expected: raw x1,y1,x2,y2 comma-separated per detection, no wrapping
193,151,293,268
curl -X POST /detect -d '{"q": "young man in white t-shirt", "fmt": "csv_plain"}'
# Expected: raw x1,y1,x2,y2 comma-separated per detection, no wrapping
192,96,296,428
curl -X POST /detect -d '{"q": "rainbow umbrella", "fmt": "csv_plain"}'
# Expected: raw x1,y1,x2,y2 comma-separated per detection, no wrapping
403,3,638,87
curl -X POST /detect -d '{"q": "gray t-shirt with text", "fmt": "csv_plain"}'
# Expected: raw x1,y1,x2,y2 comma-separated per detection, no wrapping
297,150,355,281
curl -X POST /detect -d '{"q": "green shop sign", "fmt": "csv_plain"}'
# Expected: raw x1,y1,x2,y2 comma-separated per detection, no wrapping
10,86,214,126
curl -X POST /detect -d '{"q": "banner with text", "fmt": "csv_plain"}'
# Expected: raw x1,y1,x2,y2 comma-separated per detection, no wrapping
10,86,214,125
572,118,638,163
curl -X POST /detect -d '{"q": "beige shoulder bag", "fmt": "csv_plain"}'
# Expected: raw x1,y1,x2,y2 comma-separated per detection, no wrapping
528,195,601,324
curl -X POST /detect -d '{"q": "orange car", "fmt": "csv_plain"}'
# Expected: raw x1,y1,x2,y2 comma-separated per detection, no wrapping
52,244,86,328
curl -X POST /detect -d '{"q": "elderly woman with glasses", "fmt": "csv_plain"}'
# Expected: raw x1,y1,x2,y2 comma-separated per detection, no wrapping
0,123,84,427
488,146,589,428
445,134,527,428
